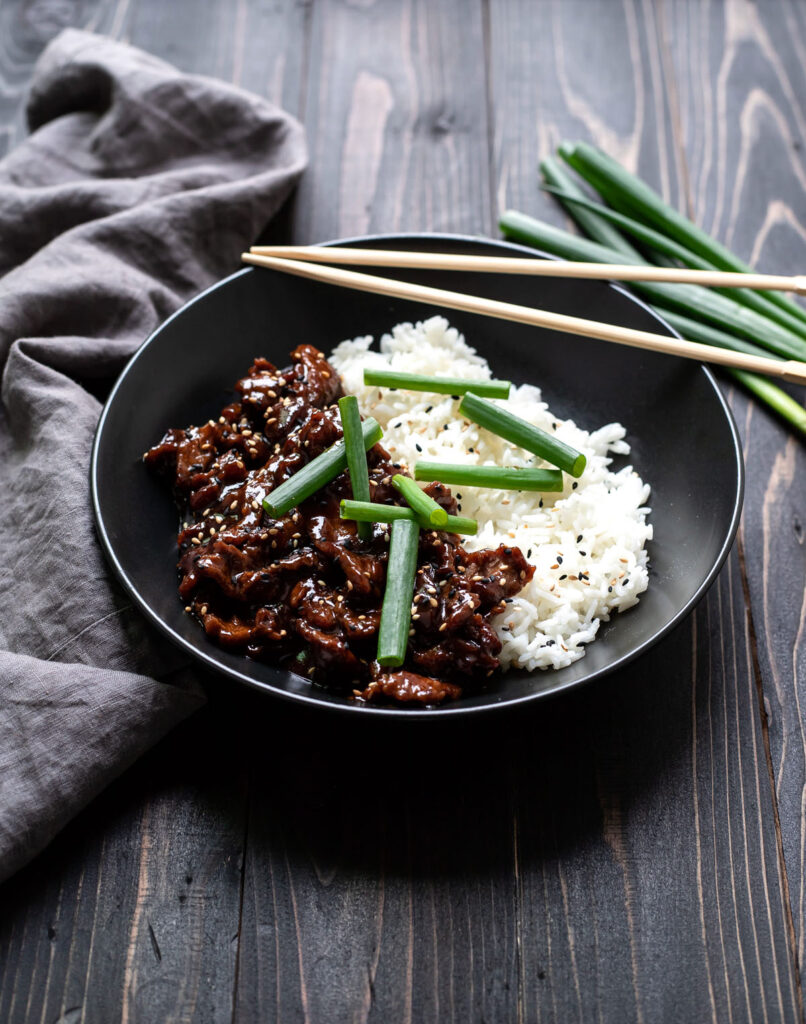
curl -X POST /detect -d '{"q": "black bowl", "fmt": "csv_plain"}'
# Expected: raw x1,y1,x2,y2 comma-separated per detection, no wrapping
91,233,743,717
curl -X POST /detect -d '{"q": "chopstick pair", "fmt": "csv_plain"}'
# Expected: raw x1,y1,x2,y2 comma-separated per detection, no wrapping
241,246,806,386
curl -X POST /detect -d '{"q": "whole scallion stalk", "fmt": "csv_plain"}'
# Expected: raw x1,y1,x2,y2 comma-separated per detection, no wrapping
541,183,806,342
499,209,806,361
500,188,806,434
559,140,806,331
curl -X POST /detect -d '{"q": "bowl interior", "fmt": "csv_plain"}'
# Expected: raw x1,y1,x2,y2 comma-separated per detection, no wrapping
91,234,742,716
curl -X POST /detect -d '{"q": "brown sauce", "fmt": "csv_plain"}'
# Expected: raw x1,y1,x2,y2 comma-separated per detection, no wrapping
144,345,534,706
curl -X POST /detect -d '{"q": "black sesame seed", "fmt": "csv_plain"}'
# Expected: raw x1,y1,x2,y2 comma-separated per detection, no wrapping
557,556,563,564
576,534,583,543
415,443,422,453
468,447,475,453
443,424,448,430
504,598,513,604
456,493,462,500
527,548,532,558
538,499,543,508
579,550,586,556
425,406,433,413
451,395,459,400
608,586,613,592
572,482,578,489
394,422,402,428
559,574,567,580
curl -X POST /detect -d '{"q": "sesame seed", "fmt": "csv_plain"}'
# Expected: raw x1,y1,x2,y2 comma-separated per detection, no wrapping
439,622,447,631
191,537,201,545
184,605,192,612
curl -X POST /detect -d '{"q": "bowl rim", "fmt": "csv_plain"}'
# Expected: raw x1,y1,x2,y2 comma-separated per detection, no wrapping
90,231,745,719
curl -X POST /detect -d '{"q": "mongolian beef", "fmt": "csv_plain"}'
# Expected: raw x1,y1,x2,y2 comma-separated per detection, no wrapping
144,344,534,705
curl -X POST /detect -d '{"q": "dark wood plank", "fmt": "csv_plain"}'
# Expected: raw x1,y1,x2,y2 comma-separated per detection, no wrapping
0,2,311,1022
0,697,248,1024
661,0,806,979
291,0,493,244
485,0,801,1020
0,0,119,157
0,0,803,1021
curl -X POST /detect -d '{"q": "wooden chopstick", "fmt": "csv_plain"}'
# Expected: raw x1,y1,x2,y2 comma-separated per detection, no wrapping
240,253,806,386
249,245,806,296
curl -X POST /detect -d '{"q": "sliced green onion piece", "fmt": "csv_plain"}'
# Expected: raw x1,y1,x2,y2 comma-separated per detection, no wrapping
339,499,478,535
414,462,563,491
442,514,478,536
341,500,417,524
392,474,448,527
363,368,510,398
459,392,586,478
338,395,372,540
377,518,420,667
262,417,382,517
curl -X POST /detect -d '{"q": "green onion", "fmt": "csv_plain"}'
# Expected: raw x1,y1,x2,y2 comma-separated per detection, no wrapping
377,518,420,667
392,474,448,527
338,395,372,541
541,184,806,342
656,308,780,361
414,462,563,491
442,514,478,535
340,499,478,535
262,417,382,517
363,368,510,398
341,500,416,524
499,209,806,361
560,140,806,330
458,392,586,477
728,370,806,435
540,155,642,258
653,310,806,435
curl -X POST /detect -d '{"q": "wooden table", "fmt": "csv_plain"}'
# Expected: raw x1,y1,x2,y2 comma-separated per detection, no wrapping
1,1,804,1020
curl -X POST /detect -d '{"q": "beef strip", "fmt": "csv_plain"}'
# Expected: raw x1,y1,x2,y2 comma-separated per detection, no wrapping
144,344,535,706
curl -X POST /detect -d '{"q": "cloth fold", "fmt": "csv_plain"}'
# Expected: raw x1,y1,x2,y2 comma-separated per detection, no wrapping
0,29,307,881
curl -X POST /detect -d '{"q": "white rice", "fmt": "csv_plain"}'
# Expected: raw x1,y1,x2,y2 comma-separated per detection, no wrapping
330,316,652,672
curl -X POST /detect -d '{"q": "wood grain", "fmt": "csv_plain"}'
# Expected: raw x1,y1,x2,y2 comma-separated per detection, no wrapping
0,704,248,1024
0,0,804,1021
661,0,806,980
292,0,492,242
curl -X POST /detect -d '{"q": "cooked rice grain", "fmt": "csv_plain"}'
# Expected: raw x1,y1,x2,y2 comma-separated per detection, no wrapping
330,316,652,672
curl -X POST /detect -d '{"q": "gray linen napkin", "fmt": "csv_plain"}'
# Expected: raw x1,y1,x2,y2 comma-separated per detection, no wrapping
0,29,307,881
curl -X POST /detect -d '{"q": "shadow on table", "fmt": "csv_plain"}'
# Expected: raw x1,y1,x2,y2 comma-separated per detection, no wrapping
0,609,698,915
228,610,698,882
